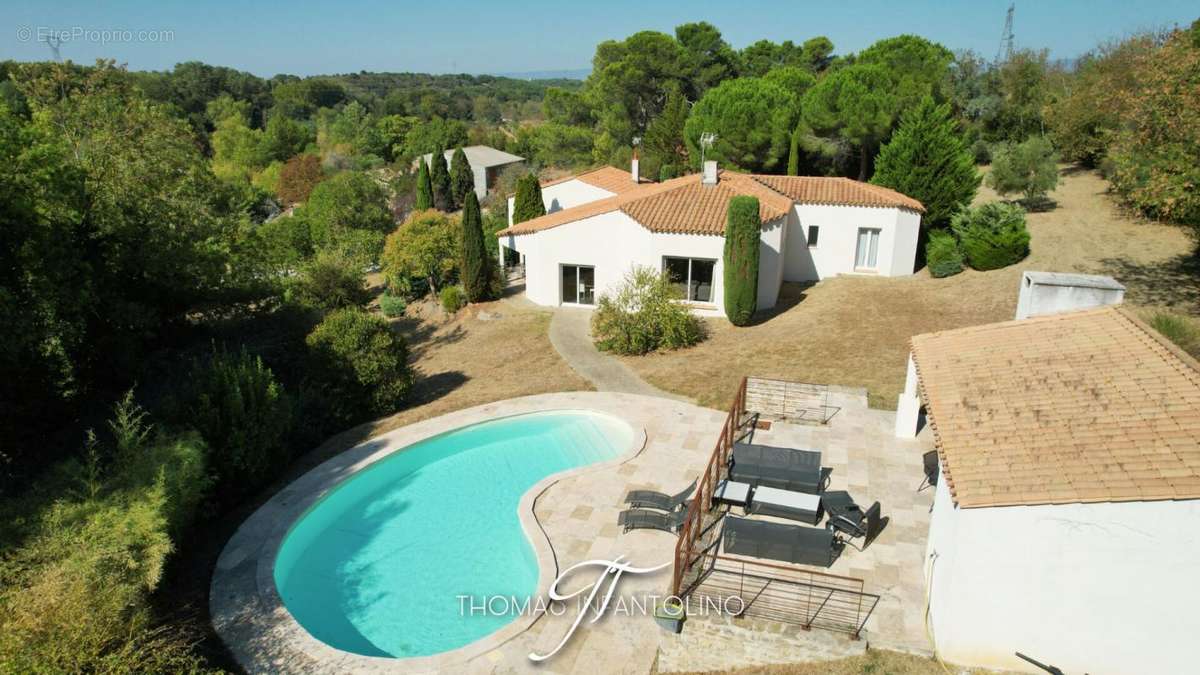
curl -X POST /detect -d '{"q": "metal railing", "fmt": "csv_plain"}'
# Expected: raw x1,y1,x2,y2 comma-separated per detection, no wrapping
687,555,879,639
744,377,837,425
671,376,750,597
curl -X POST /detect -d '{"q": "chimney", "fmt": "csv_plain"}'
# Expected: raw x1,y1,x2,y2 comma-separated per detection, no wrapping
630,147,639,184
1015,271,1125,320
702,160,718,185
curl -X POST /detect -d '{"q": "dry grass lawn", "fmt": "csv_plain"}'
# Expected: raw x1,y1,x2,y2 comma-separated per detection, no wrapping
622,167,1199,409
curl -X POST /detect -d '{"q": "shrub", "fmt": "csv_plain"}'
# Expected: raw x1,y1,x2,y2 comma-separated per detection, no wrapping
591,267,704,355
1148,312,1200,358
511,173,546,224
415,158,433,210
0,396,211,673
951,202,1031,271
429,145,453,210
925,229,965,278
257,213,314,273
379,293,407,317
440,285,466,313
287,248,371,311
971,139,992,165
305,308,414,425
723,196,761,326
986,136,1060,203
277,153,325,205
178,345,293,510
871,96,980,228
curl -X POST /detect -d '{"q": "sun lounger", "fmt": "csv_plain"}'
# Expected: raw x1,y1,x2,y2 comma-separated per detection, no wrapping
722,515,842,567
617,507,688,534
748,485,824,525
625,478,696,512
730,442,826,494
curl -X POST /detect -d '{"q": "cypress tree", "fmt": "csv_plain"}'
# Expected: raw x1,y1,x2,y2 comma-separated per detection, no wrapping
459,191,492,302
723,196,760,326
511,174,546,224
415,159,434,210
449,147,475,208
871,95,980,228
429,145,453,211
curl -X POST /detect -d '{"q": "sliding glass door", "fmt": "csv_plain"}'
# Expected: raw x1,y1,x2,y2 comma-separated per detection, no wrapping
561,265,595,305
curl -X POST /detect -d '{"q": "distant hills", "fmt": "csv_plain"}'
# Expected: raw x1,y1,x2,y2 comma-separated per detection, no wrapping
492,68,590,81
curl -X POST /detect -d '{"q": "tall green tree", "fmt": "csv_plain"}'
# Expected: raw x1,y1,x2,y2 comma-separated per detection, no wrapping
684,77,801,173
415,158,434,210
857,35,955,111
429,145,452,210
872,96,980,227
303,171,393,254
674,22,739,95
459,192,493,302
449,146,475,206
642,85,690,178
802,64,897,179
511,174,546,224
723,196,761,326
987,136,1060,203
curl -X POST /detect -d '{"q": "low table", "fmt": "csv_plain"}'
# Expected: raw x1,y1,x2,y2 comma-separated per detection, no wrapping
713,479,752,509
749,485,824,525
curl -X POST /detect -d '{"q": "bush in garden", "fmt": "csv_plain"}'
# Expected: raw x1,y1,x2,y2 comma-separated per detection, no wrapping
986,136,1060,203
305,308,414,425
723,196,761,326
379,293,407,317
429,145,453,211
925,229,965,278
0,395,210,673
449,146,475,207
178,346,293,509
950,202,1031,271
458,192,497,303
414,158,434,210
439,285,466,313
286,248,371,311
511,173,546,224
381,209,459,295
1148,312,1200,358
592,267,704,355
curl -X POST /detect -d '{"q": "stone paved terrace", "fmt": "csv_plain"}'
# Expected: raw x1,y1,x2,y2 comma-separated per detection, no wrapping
211,389,933,674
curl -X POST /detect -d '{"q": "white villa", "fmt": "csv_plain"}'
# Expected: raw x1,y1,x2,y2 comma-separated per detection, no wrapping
894,293,1200,674
498,161,924,317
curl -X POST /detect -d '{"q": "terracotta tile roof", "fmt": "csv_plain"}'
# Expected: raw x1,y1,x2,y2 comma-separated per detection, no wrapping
751,175,925,213
910,306,1200,509
541,166,651,195
621,172,793,234
499,171,922,237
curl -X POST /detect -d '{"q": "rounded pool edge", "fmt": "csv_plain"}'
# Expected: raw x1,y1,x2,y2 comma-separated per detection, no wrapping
210,392,656,674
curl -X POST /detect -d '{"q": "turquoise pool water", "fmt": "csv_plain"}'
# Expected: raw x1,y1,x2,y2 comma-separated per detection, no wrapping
273,410,633,659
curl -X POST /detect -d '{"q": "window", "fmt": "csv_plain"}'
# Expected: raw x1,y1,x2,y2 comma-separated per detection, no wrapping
663,257,716,303
855,228,881,270
806,225,820,247
561,265,595,305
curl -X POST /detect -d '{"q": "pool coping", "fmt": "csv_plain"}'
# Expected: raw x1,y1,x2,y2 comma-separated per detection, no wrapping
210,392,651,674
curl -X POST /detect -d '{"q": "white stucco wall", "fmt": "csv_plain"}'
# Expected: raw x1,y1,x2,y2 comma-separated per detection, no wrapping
500,211,788,317
925,465,1200,674
783,204,921,281
506,179,616,227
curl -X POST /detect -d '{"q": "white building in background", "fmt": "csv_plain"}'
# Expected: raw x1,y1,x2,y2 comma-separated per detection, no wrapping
419,145,525,199
498,161,924,318
898,302,1200,675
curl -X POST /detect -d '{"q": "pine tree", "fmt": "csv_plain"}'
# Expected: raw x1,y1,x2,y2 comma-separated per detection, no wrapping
787,125,801,176
449,147,475,208
871,96,980,228
511,174,546,224
415,159,434,210
459,191,493,302
429,145,453,211
723,196,760,326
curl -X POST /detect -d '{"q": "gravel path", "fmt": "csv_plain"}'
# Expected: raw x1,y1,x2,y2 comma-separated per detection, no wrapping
548,308,690,401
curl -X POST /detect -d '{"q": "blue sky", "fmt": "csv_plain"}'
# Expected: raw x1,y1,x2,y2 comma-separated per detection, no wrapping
1,1,1195,77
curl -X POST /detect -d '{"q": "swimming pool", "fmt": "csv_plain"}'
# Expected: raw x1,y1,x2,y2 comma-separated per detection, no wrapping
273,410,634,659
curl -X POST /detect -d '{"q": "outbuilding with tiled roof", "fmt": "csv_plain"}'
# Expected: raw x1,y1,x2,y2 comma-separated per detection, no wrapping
894,298,1200,675
497,160,925,318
